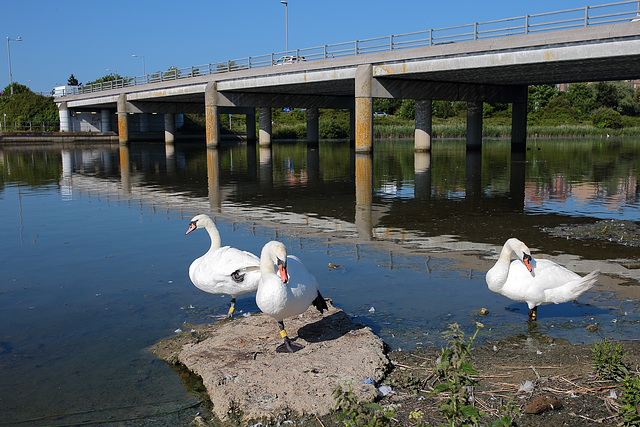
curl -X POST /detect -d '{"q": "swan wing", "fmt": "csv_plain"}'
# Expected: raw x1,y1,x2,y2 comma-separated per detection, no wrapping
189,246,261,295
543,269,600,304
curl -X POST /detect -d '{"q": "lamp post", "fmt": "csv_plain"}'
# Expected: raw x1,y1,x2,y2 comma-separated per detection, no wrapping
131,54,145,76
6,36,22,95
280,1,288,53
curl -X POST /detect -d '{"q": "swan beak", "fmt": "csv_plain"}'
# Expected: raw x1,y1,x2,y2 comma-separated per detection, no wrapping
277,259,289,283
186,221,197,235
523,253,533,272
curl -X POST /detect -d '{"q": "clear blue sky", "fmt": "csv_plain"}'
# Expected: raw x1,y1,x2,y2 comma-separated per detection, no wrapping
2,0,600,93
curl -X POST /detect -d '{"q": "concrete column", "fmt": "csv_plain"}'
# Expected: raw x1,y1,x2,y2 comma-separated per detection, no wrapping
139,113,149,133
306,107,319,143
349,109,355,143
415,99,432,151
58,102,71,132
101,109,111,132
355,64,373,153
246,110,256,142
164,113,175,144
259,107,272,146
511,85,528,152
205,82,220,147
117,94,129,144
466,101,483,151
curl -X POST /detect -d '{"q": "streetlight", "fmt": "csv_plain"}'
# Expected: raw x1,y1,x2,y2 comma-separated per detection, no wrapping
280,1,288,53
6,36,22,95
131,54,145,76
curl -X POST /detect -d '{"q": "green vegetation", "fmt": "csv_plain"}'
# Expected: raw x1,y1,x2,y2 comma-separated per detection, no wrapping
1,83,58,129
429,322,485,427
619,375,640,426
332,383,395,426
592,339,629,380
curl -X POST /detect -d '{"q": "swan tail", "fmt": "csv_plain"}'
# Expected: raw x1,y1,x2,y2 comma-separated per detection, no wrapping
546,270,600,304
312,291,328,314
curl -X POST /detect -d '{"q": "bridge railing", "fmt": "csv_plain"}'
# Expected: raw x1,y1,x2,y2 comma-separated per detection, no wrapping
69,0,640,97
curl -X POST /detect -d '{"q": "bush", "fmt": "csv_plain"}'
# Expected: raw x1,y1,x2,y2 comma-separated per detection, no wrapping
591,107,624,129
319,118,348,139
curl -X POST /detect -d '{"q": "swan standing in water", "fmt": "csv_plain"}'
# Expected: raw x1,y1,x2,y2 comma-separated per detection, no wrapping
256,241,328,353
186,214,261,318
486,238,599,322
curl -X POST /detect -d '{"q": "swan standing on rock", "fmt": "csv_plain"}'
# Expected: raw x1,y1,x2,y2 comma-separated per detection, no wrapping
486,238,599,322
256,241,328,353
186,214,261,318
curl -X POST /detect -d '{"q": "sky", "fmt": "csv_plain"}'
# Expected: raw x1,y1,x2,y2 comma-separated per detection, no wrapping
1,0,604,94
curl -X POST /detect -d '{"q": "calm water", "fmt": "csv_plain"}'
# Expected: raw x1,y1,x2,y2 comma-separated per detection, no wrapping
1,137,640,424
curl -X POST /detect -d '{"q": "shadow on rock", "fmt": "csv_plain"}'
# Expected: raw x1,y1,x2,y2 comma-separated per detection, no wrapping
297,310,365,343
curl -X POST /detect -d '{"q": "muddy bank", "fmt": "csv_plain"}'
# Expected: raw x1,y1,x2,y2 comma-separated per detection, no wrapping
151,301,390,423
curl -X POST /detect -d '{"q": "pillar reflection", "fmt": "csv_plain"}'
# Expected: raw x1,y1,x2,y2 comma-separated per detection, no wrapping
206,148,221,212
465,150,482,199
165,144,175,174
510,149,526,209
414,151,431,200
119,145,131,193
259,146,273,187
355,153,373,240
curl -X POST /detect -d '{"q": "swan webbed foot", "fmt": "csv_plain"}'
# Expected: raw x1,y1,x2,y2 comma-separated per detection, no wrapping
275,320,303,353
527,307,538,322
276,337,304,353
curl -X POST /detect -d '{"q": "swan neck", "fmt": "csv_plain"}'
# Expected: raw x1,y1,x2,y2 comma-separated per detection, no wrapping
204,223,221,252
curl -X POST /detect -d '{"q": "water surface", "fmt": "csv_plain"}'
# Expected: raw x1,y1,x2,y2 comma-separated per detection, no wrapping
1,137,639,424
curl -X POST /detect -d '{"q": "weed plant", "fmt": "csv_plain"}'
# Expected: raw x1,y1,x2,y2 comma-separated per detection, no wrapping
332,383,395,427
619,375,640,426
592,338,629,380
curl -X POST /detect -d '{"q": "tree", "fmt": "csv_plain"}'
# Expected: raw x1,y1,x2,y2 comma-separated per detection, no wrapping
0,91,58,122
593,81,639,116
566,83,595,117
3,83,29,96
528,84,559,114
67,74,80,86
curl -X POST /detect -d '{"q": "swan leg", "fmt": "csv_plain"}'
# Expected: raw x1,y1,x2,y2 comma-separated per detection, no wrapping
275,320,304,353
527,306,538,322
227,297,236,318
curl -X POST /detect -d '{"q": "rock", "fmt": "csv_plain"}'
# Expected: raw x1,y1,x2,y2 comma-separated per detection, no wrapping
524,394,563,414
152,301,390,422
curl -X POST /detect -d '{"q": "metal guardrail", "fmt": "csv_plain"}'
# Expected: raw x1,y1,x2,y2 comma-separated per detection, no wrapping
1,120,60,132
65,0,640,97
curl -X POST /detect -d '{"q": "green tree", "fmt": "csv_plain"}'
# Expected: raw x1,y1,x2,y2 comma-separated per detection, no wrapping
67,74,80,86
433,100,456,119
0,91,58,122
3,82,29,96
398,99,415,120
373,98,402,115
592,107,623,129
528,84,559,114
85,73,125,86
593,81,639,116
566,82,596,117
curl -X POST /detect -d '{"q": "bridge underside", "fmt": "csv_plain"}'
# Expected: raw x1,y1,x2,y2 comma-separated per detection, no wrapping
59,21,640,151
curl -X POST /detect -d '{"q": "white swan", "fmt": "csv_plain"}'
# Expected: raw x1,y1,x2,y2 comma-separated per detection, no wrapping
486,238,599,322
186,214,261,318
256,240,328,353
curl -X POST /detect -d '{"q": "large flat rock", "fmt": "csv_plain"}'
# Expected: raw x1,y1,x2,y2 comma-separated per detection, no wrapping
152,302,390,422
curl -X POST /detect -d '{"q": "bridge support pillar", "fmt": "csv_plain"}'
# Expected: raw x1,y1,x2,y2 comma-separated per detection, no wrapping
164,113,176,144
117,94,129,144
58,102,71,132
349,110,355,143
306,107,319,144
415,100,432,151
246,111,256,142
101,109,111,132
511,85,528,152
466,101,483,151
205,82,220,147
259,107,272,146
355,64,373,153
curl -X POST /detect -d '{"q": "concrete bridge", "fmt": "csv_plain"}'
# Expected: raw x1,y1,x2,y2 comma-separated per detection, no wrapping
56,4,640,152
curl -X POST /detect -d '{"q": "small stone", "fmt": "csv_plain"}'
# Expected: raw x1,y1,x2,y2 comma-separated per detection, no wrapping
586,324,598,332
524,394,563,414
